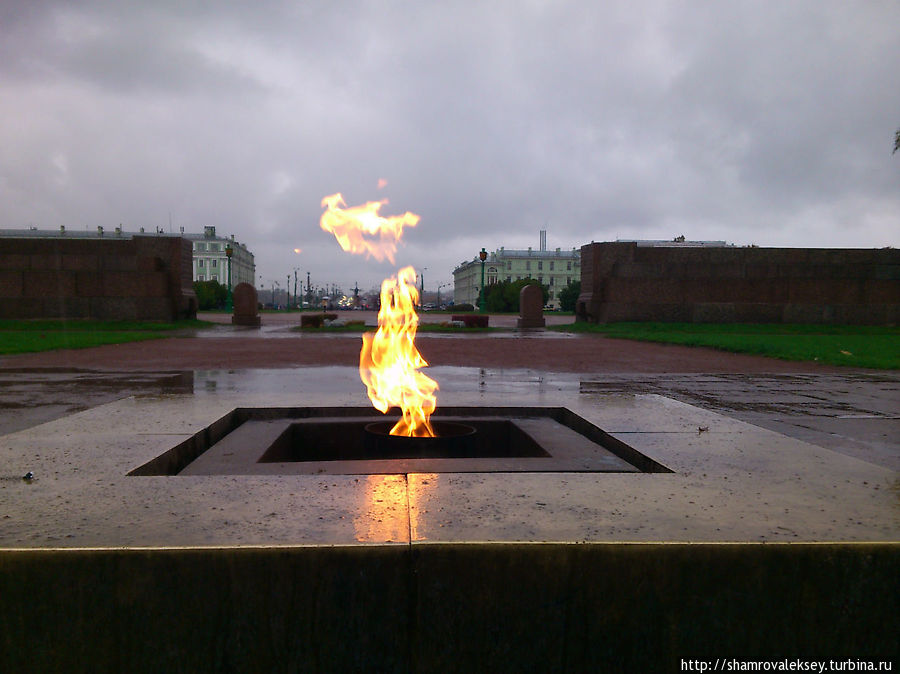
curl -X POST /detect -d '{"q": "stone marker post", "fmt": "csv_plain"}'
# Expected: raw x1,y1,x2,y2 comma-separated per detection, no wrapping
232,283,261,327
517,284,546,329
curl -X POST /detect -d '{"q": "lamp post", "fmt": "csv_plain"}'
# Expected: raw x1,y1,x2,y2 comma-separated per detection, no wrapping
225,243,233,312
437,282,449,309
293,268,299,310
478,248,487,312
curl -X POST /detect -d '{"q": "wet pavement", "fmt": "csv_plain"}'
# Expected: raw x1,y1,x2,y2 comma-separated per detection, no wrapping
2,316,895,672
1,366,897,471
582,373,900,471
0,369,193,436
0,312,897,471
1,366,896,547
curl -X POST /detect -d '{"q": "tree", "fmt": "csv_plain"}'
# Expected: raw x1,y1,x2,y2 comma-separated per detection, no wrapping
484,278,549,312
557,280,581,312
194,280,228,310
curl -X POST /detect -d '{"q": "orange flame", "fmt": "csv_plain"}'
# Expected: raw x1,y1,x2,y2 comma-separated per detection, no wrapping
320,192,419,264
360,266,437,437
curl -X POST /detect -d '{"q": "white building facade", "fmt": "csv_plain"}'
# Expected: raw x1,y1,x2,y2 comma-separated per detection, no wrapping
452,232,580,309
187,226,255,288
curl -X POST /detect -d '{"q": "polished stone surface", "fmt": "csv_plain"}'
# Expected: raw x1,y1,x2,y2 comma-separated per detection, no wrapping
1,367,896,548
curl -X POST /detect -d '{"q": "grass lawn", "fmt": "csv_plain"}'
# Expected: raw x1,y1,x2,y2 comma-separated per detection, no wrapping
0,319,214,355
551,322,900,369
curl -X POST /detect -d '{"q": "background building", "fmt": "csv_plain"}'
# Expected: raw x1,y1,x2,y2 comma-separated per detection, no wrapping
453,231,580,308
0,225,255,290
187,226,255,287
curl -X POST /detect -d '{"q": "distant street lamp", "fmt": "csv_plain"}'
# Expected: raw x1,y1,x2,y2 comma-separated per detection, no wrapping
225,243,233,312
478,248,487,312
437,282,450,308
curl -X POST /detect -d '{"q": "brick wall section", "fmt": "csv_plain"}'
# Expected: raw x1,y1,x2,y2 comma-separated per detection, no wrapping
576,242,900,324
0,236,198,320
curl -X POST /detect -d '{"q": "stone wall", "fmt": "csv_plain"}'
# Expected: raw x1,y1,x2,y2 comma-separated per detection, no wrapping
0,235,197,320
0,543,895,671
576,242,900,324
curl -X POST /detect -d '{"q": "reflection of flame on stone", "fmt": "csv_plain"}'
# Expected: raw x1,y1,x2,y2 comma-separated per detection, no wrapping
408,473,438,541
353,475,408,543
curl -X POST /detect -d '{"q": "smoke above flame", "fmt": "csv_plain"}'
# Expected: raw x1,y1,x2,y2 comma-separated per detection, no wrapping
319,192,419,264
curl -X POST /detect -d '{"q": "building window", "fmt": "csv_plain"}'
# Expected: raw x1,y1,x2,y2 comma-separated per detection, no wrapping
538,261,543,271
506,276,511,283
210,243,220,252
567,261,572,271
549,277,555,286
212,275,218,281
506,261,511,270
549,261,554,271
525,261,531,271
212,259,217,268
538,276,543,284
195,243,206,251
198,259,204,267
198,275,205,281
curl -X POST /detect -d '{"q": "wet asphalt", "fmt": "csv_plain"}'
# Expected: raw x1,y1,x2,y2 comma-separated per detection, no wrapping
0,312,897,472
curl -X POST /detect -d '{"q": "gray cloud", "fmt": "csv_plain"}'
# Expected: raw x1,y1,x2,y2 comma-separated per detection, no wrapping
1,0,897,291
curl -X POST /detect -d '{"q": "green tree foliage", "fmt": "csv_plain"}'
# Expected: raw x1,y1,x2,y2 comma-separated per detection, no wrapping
556,280,581,312
194,280,228,310
484,278,549,312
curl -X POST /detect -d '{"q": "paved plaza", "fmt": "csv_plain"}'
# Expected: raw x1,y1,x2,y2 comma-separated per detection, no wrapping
1,314,896,671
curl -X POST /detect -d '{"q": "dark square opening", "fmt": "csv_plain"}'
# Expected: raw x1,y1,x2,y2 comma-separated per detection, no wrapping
259,418,549,462
129,406,671,476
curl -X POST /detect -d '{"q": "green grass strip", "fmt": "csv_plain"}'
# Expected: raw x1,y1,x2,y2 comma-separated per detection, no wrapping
0,319,214,332
0,331,169,355
550,322,900,369
0,319,214,355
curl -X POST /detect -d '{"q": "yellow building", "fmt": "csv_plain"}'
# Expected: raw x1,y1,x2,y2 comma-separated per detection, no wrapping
452,232,580,309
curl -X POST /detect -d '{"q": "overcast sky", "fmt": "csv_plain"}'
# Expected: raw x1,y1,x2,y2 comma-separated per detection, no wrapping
2,1,898,293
